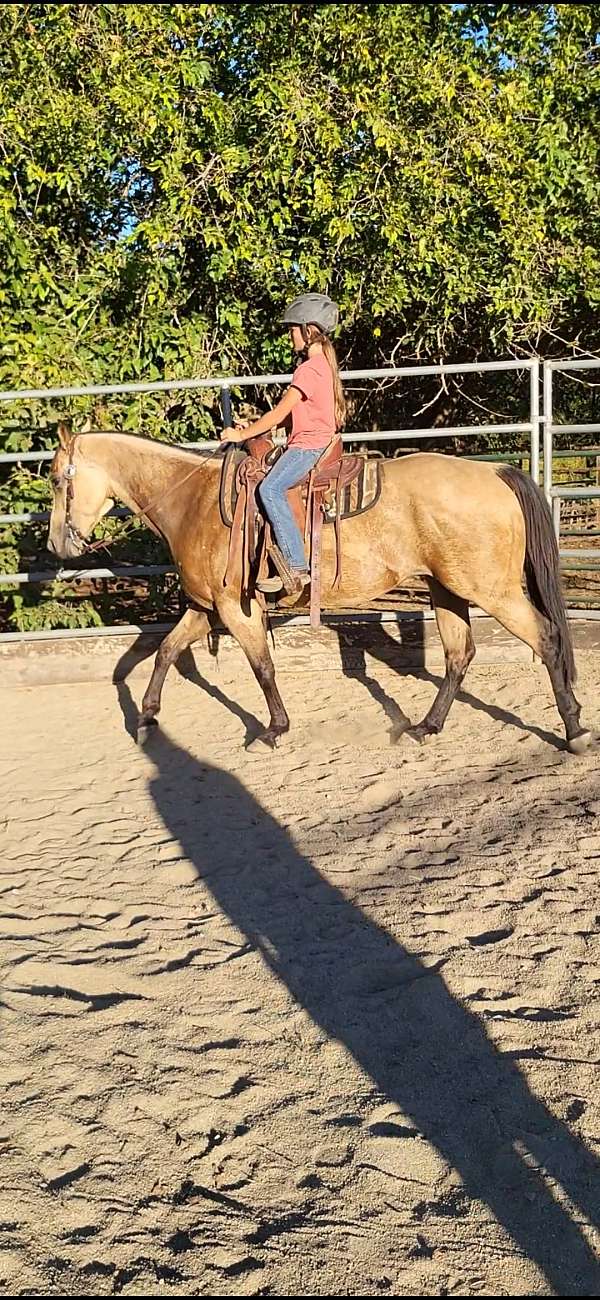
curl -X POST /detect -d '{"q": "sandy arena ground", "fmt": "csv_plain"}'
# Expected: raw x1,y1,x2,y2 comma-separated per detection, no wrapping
1,640,600,1296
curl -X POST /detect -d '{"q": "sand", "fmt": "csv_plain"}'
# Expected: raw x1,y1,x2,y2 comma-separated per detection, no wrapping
1,644,599,1296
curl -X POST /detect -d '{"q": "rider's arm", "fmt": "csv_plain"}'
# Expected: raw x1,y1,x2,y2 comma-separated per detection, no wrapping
220,385,302,442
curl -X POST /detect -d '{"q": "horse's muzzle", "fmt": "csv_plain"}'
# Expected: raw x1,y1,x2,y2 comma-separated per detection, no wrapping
47,532,83,561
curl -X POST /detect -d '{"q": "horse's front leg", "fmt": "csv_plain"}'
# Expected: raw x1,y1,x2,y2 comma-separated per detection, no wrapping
138,607,211,741
216,594,289,749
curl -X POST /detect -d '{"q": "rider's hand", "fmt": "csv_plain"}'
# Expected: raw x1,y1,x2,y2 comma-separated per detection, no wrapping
220,421,250,443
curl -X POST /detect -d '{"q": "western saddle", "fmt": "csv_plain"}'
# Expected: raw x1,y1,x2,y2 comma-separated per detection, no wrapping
220,433,380,628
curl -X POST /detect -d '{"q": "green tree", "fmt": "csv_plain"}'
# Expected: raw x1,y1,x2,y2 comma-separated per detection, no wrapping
1,3,598,627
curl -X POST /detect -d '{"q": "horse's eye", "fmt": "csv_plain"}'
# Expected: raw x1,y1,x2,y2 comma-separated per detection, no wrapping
50,474,62,489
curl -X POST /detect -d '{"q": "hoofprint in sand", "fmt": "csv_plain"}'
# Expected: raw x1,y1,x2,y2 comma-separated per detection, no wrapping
1,652,599,1297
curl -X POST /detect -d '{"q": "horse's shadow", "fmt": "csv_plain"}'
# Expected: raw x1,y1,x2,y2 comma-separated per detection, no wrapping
335,617,564,752
132,710,600,1295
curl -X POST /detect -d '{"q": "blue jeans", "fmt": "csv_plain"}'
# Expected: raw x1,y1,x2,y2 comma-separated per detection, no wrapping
259,447,322,571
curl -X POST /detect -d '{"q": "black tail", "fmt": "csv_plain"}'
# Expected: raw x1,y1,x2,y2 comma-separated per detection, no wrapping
497,465,576,685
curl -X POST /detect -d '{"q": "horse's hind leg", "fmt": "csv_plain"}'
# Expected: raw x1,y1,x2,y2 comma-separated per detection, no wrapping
138,607,211,739
216,594,289,749
481,589,590,753
406,579,475,743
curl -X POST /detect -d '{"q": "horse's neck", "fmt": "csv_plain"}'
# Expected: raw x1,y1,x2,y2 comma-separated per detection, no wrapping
91,436,204,544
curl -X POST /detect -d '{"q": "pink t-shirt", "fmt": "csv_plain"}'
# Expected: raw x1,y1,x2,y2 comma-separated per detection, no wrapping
289,352,336,449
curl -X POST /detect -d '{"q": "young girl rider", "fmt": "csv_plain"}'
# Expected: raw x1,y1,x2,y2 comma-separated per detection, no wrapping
220,293,346,594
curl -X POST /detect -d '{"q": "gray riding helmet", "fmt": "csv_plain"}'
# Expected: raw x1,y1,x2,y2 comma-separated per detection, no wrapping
281,293,339,334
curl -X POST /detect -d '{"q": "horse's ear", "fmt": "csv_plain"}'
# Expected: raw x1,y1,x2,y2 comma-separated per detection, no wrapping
80,416,92,433
57,421,71,450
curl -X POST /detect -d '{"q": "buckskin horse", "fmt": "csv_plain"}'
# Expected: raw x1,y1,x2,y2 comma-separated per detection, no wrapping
47,424,591,754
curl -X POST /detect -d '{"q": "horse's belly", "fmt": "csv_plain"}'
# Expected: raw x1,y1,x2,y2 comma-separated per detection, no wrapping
319,564,423,609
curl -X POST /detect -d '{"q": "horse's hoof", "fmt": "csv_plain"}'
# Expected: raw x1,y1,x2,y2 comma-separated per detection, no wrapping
245,727,287,753
567,729,592,755
406,724,437,746
137,717,159,746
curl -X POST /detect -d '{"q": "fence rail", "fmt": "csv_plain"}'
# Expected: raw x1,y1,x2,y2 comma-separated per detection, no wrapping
0,356,537,407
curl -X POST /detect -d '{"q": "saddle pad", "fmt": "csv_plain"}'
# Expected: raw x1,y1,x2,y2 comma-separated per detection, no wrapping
220,446,381,530
322,456,381,522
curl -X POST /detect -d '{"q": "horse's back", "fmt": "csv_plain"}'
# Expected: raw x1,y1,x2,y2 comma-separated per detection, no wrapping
383,450,506,487
383,452,522,520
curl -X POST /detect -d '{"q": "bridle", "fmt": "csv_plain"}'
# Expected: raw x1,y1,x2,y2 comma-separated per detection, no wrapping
62,439,94,553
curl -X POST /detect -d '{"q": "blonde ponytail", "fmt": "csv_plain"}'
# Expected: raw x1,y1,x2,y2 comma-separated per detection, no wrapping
322,335,347,431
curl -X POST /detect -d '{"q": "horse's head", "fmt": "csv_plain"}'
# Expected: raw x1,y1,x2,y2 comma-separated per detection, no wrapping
47,424,114,559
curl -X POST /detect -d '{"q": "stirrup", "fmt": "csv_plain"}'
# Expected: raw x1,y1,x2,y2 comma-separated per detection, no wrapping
267,542,295,586
264,544,307,592
290,570,310,591
281,569,310,596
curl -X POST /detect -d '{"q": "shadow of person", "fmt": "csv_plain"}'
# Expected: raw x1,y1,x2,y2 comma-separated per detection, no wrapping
336,620,564,751
138,704,600,1295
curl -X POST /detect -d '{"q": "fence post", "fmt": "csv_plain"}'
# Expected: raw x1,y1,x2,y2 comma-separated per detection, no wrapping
529,359,540,483
552,495,561,543
220,386,233,430
542,361,553,506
